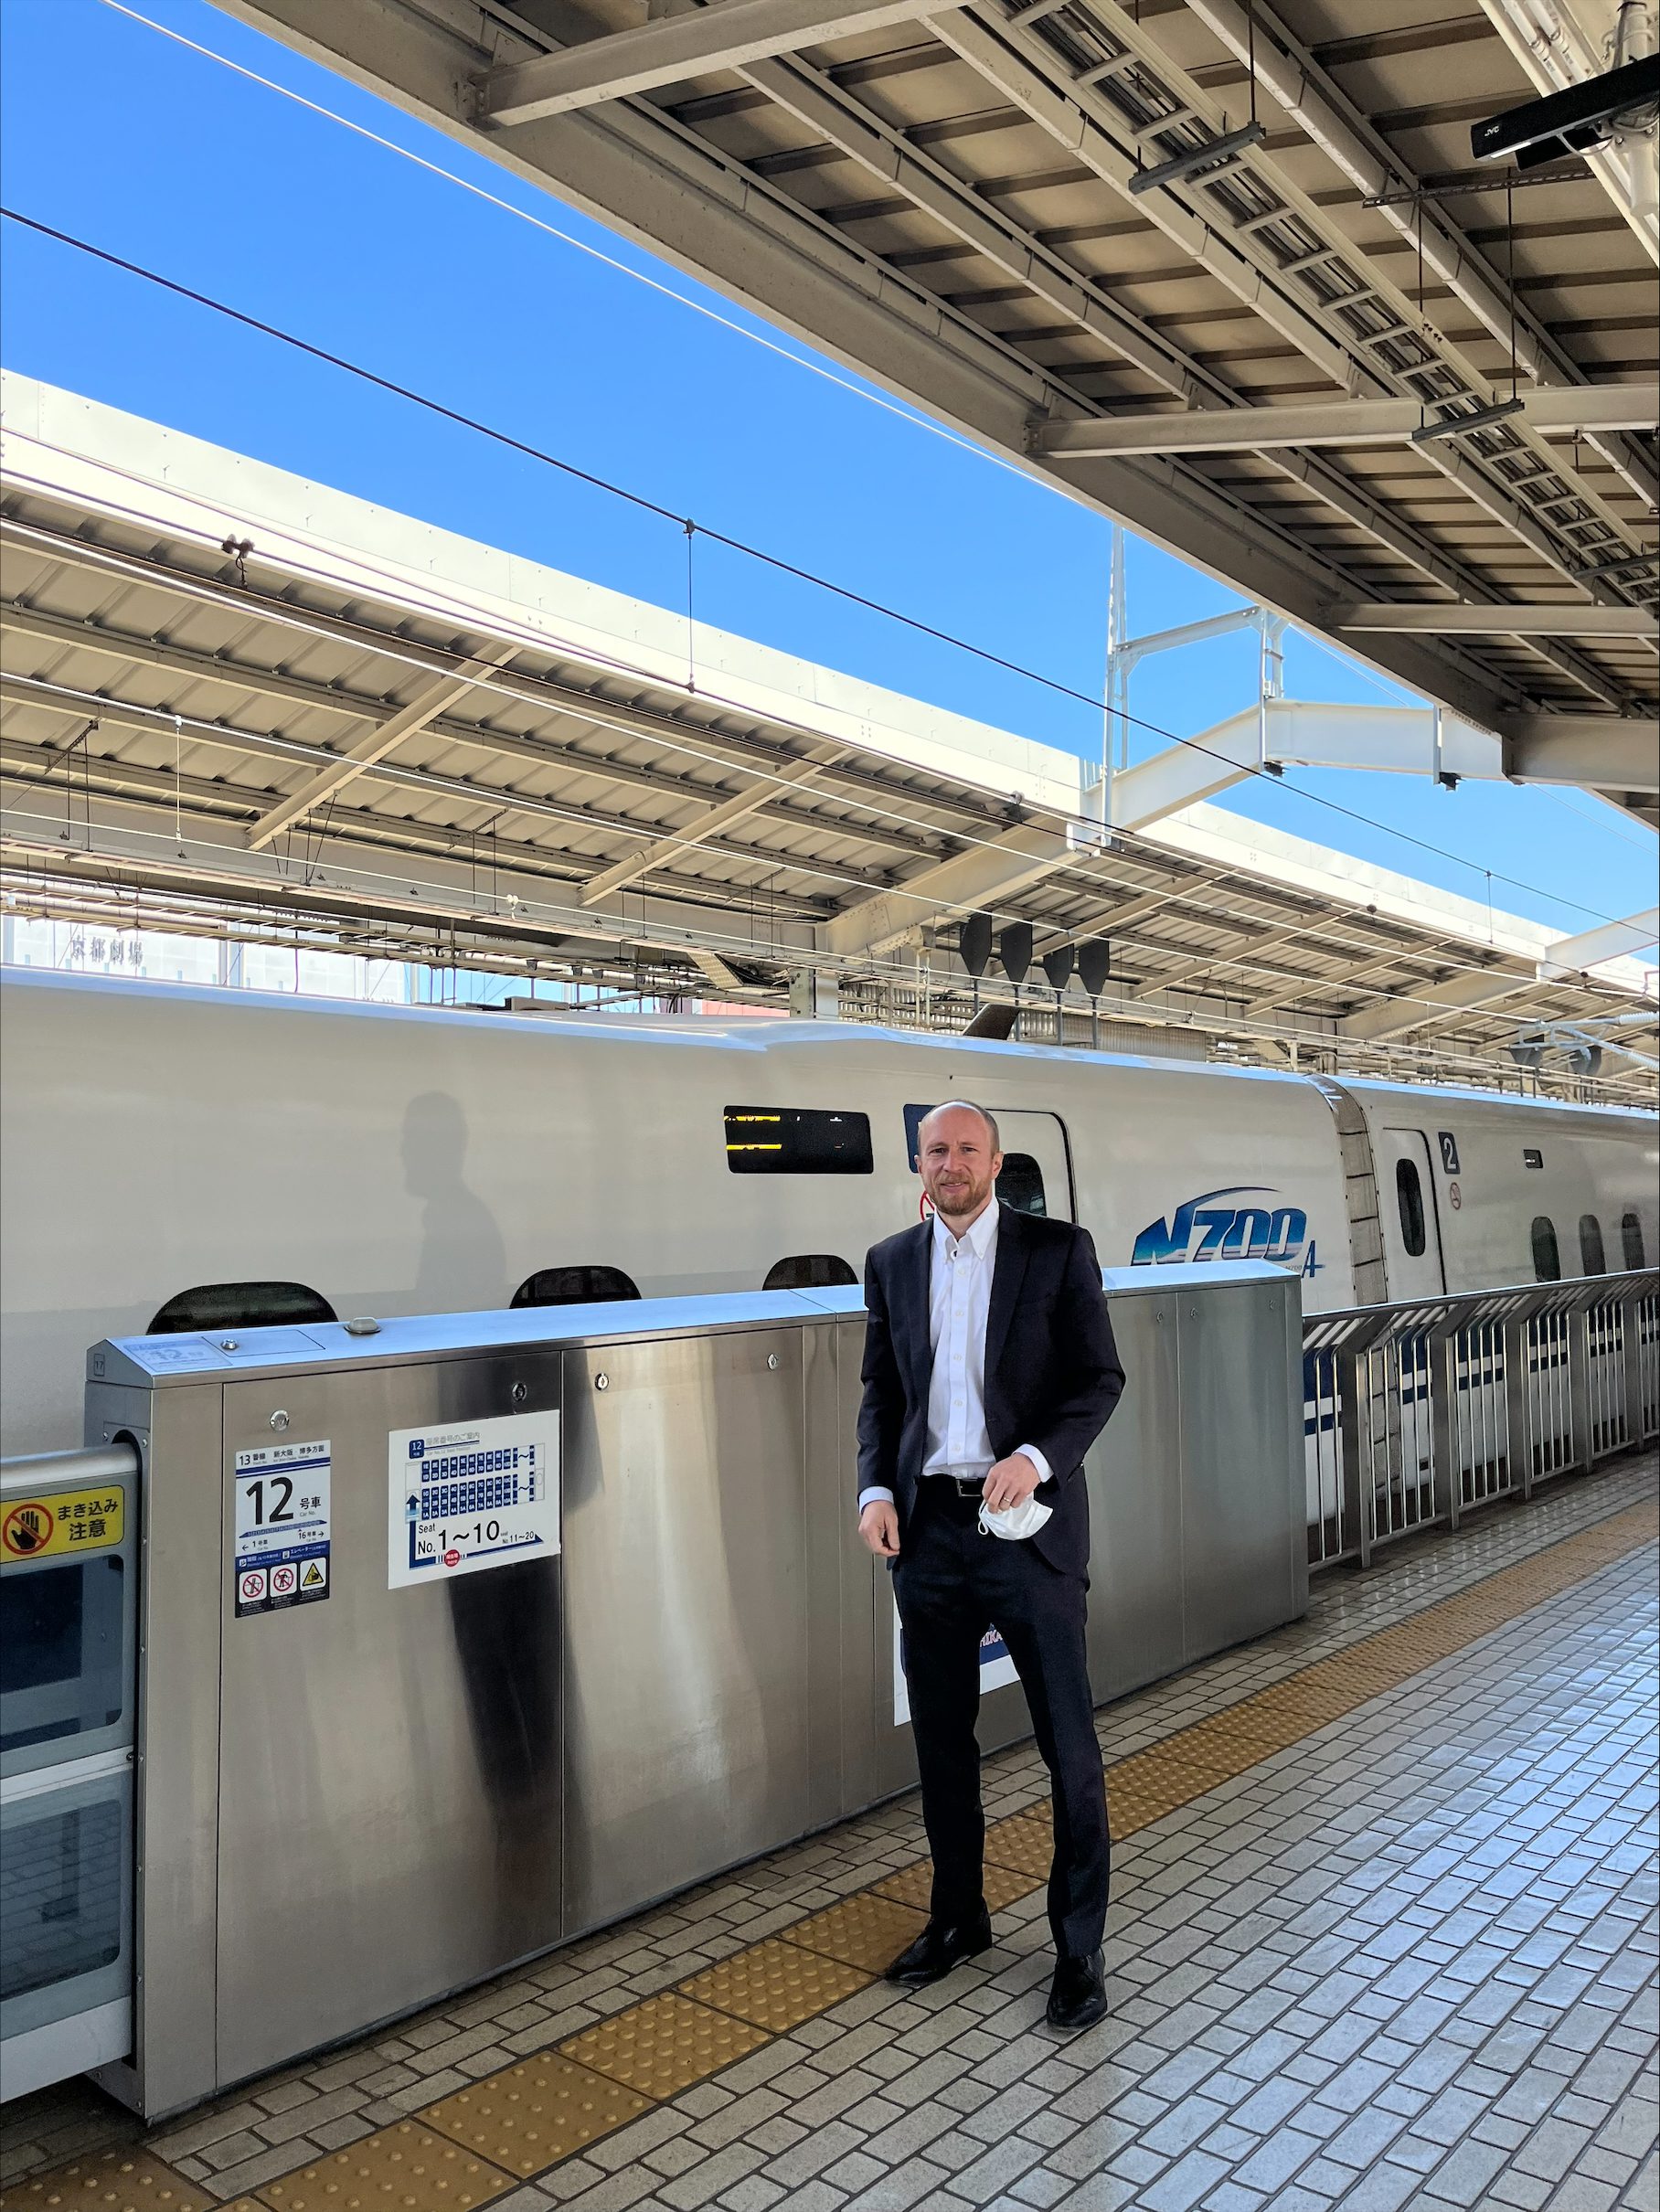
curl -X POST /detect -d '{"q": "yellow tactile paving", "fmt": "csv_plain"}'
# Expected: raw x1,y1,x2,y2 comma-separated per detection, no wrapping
781,1890,930,1973
679,1936,872,2031
0,2155,211,2212
558,1992,772,2097
422,2055,649,2176
984,1810,1056,1877
9,1494,1652,2212
874,1856,1040,1912
258,2128,513,2212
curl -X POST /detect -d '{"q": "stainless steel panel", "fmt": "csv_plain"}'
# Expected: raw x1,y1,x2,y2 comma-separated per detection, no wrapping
1087,1293,1185,1700
560,1328,809,1933
802,1320,847,1831
96,1382,219,2119
1178,1281,1301,1660
214,1354,561,2088
71,1262,1311,2117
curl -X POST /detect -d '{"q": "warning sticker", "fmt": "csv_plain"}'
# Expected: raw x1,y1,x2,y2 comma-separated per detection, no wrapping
233,1439,331,1618
388,1411,559,1589
1,1486,125,1563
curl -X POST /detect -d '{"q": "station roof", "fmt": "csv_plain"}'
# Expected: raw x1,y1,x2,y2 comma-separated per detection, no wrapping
226,0,1657,815
1,373,1654,1103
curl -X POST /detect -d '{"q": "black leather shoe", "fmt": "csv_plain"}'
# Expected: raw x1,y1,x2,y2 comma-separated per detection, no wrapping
1045,1950,1108,2033
883,1907,994,1987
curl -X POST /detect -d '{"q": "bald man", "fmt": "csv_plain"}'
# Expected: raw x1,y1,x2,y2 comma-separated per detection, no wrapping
857,1101,1124,2033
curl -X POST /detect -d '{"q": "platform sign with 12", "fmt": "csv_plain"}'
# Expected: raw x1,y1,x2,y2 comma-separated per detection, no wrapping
233,1439,331,1618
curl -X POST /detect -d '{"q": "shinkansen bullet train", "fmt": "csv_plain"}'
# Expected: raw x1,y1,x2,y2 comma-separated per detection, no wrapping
2,967,1655,1455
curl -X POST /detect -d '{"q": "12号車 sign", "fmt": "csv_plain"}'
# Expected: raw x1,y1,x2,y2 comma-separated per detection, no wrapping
233,1439,331,1617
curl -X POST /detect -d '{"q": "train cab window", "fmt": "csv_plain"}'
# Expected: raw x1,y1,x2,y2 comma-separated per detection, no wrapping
147,1281,336,1334
763,1254,858,1292
1579,1215,1607,1277
1531,1217,1562,1282
511,1266,640,1308
1395,1158,1427,1257
724,1107,873,1175
1623,1212,1647,1270
995,1154,1048,1217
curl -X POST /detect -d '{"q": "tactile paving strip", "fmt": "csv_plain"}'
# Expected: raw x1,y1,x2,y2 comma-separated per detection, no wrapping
780,1891,928,1973
983,1810,1055,1877
6,1493,1651,2212
422,2057,648,2176
873,1856,1039,1913
258,2128,513,2212
0,2155,210,2212
558,1992,771,2097
680,1937,872,2031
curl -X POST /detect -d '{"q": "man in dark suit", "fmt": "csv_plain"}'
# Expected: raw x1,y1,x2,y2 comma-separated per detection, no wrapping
857,1101,1124,2032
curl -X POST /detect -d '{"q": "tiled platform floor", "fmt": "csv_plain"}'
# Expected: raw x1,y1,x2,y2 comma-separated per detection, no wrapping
4,1453,1655,2212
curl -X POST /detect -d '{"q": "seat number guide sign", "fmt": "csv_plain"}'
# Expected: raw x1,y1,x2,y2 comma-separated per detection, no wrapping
388,1410,560,1588
233,1440,331,1617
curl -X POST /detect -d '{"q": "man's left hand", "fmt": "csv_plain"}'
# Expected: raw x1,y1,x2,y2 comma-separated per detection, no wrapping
983,1452,1042,1513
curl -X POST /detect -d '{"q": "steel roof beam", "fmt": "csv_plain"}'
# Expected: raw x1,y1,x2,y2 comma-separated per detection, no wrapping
1176,0,1660,505
0,679,890,894
1034,386,1660,457
1332,602,1658,638
1340,969,1537,1040
1500,714,1660,788
239,643,521,849
202,0,1594,730
1538,909,1660,977
476,0,952,124
578,741,848,903
820,823,1079,956
934,3,1648,696
0,599,941,860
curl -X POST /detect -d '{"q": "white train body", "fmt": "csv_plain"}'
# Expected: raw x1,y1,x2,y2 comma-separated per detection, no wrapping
3,968,1655,1454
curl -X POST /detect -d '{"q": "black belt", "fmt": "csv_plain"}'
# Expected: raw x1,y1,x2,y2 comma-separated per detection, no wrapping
931,1475,986,1499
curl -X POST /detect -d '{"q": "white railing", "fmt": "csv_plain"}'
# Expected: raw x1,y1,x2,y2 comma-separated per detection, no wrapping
1304,1270,1659,1570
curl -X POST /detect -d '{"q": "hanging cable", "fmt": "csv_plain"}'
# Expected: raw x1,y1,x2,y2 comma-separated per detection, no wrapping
0,212,1639,931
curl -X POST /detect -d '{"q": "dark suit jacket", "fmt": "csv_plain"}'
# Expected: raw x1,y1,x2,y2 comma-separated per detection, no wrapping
857,1204,1125,1576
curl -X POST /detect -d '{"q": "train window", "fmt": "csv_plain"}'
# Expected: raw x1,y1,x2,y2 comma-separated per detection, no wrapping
147,1281,336,1334
1579,1215,1607,1277
724,1107,873,1175
995,1154,1048,1217
511,1266,640,1308
1623,1213,1646,1270
763,1254,858,1292
1395,1158,1427,1258
1531,1217,1561,1282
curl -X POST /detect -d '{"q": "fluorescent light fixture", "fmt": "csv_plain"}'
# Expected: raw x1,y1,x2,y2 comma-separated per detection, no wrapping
1410,397,1526,445
1128,121,1265,197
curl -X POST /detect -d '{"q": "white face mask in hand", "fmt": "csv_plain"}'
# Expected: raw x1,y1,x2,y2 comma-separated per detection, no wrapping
977,1494,1053,1541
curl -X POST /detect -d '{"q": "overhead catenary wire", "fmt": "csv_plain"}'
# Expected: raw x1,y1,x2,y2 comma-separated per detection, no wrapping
1,501,1634,963
90,0,1025,481
0,209,1638,936
5,646,1635,1027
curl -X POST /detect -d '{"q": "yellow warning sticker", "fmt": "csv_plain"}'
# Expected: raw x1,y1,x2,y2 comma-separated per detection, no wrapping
1,1487,125,1562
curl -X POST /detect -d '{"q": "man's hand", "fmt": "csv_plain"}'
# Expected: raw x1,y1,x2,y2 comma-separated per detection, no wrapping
982,1452,1042,1513
859,1500,900,1558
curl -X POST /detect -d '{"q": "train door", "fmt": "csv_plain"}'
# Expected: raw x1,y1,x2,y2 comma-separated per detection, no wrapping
993,1110,1074,1222
1377,1127,1446,1296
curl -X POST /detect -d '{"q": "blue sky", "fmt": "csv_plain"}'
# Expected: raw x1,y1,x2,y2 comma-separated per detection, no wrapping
2,0,1654,946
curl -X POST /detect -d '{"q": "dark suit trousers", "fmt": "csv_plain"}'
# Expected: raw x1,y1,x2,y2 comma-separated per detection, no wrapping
892,1483,1110,1959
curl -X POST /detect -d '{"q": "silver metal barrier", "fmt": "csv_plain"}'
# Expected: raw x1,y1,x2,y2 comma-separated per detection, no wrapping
1304,1269,1659,1570
1,1258,1304,2117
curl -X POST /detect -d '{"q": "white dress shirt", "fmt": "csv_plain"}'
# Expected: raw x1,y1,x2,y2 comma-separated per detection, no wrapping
858,1200,1054,1514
